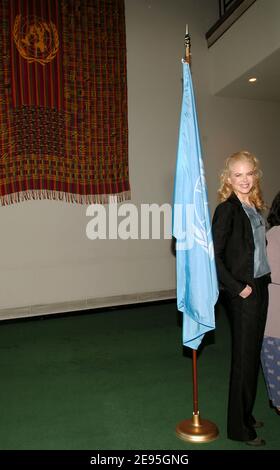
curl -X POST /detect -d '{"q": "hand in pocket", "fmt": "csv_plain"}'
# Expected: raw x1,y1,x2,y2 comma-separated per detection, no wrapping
239,284,252,299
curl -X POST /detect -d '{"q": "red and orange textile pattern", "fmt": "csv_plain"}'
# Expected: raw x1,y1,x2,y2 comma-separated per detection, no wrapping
0,0,130,205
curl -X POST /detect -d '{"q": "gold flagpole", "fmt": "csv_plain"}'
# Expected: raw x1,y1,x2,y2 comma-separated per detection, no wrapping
175,25,219,444
184,24,191,65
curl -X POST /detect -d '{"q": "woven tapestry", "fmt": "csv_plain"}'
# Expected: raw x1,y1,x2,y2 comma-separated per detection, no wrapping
0,0,130,205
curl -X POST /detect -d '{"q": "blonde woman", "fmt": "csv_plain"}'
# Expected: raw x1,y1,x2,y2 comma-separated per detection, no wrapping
212,151,271,447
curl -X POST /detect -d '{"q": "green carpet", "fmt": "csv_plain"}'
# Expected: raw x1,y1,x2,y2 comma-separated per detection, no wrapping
0,301,279,450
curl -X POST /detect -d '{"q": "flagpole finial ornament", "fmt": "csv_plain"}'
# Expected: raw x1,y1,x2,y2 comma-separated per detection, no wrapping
184,25,191,64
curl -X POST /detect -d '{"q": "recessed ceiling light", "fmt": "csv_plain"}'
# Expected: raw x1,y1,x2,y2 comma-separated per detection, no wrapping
248,77,257,83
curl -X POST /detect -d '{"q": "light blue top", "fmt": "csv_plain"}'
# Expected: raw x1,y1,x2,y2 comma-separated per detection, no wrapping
242,203,270,278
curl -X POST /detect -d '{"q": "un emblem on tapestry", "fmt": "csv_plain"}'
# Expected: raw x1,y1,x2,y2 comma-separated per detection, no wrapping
0,0,130,205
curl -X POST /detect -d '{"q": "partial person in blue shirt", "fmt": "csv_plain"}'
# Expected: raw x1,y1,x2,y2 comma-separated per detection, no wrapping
261,191,280,416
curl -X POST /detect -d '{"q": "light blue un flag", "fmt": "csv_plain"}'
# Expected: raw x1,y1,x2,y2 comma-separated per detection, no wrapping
172,61,218,350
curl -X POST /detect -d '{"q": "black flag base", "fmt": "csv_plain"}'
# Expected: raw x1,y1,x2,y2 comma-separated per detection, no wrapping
176,411,219,443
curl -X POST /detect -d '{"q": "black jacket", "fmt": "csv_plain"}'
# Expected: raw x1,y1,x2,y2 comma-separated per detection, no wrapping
212,193,255,297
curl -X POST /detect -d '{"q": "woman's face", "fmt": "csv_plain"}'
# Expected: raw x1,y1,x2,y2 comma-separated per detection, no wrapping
228,160,255,198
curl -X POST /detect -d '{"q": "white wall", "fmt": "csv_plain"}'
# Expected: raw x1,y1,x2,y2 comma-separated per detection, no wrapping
0,0,279,316
204,96,280,207
208,0,280,95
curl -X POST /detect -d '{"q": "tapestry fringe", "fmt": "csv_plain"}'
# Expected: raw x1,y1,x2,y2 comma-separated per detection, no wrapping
0,190,131,206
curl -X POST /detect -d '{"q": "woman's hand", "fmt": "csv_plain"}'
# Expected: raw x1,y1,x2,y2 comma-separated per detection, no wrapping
239,285,252,298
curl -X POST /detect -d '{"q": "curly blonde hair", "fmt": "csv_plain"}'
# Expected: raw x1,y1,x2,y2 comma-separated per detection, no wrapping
218,150,265,210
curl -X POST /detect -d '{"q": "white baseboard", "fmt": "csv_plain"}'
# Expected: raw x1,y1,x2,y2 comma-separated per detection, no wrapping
0,289,176,320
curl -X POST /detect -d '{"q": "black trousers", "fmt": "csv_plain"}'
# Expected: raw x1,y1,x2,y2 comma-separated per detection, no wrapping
226,275,269,441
